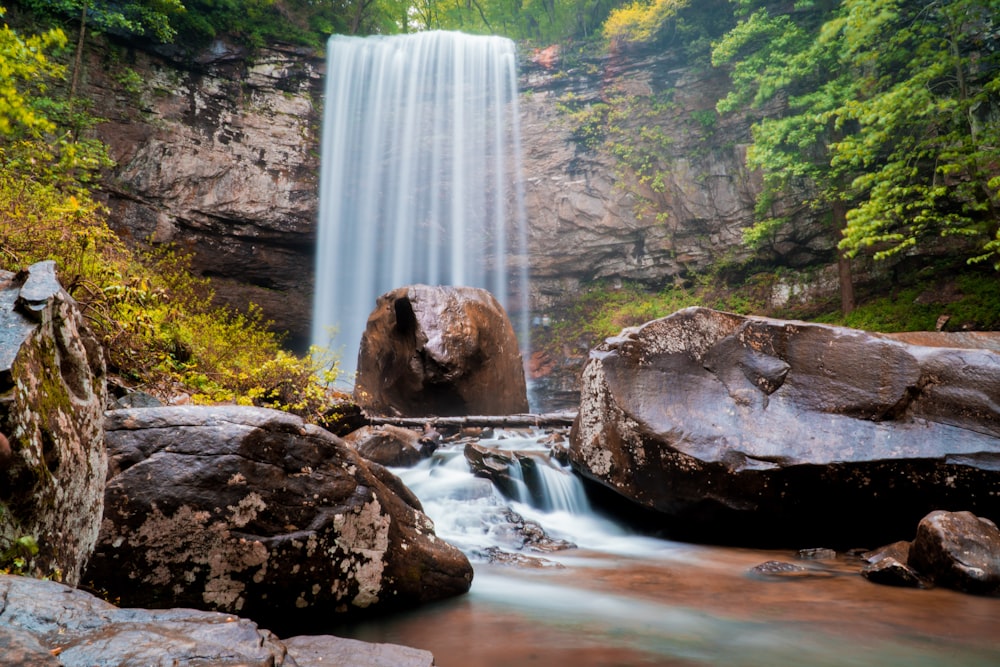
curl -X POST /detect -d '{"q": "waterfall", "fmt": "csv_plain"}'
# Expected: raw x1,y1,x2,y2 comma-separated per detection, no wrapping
312,31,528,381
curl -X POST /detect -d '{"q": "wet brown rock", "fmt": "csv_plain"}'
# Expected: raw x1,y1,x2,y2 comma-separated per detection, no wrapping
908,510,1000,595
86,405,473,635
354,285,528,417
569,307,1000,547
861,542,924,588
0,261,107,585
345,424,425,467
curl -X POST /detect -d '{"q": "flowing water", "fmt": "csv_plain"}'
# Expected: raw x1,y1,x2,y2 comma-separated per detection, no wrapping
312,32,529,381
336,430,1000,666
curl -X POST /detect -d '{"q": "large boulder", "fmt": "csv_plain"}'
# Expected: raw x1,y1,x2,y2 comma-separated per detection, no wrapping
85,405,472,635
354,285,529,417
0,574,436,667
908,510,1000,595
0,261,107,585
569,307,1000,546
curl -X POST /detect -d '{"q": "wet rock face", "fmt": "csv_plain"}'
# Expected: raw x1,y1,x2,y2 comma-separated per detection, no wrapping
354,285,529,417
86,405,473,634
0,261,107,585
569,307,1000,547
519,47,834,313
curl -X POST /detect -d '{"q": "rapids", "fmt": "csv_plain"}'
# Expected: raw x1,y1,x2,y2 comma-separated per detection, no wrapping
335,430,1000,666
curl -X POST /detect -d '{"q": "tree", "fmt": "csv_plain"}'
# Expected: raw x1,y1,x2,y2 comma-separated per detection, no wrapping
831,0,1000,268
0,6,66,137
713,0,857,314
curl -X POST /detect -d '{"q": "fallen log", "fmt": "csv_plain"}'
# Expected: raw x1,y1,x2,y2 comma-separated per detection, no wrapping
363,411,578,429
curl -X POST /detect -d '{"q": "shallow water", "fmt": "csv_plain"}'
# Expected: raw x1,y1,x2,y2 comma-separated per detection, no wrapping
336,431,1000,666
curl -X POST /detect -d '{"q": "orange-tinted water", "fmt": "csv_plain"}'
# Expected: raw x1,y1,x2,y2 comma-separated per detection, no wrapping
338,543,1000,666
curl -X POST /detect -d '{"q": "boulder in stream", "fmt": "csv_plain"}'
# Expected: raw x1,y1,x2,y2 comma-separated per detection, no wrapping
907,510,1000,594
569,307,1000,546
354,285,529,417
85,405,473,635
344,424,427,467
0,261,107,585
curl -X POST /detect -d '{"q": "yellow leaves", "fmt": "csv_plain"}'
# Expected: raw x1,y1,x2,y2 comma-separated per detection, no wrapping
603,0,690,45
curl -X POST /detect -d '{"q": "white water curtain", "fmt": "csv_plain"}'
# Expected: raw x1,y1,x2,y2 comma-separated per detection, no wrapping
312,31,528,381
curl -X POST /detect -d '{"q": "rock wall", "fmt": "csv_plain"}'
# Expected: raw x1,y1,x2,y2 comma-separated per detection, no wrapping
87,36,841,354
518,45,836,312
86,38,324,351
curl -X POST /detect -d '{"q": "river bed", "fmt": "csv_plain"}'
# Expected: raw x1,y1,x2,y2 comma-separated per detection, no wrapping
335,430,1000,666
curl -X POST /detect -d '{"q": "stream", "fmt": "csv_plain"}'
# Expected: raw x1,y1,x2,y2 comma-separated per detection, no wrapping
335,430,1000,666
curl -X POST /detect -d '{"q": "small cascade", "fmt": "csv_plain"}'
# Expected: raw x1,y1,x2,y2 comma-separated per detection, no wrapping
312,31,528,381
506,454,591,514
395,430,638,559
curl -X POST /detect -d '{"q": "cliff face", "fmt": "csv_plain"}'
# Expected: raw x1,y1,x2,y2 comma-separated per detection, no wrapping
89,37,839,353
518,45,836,312
87,39,323,351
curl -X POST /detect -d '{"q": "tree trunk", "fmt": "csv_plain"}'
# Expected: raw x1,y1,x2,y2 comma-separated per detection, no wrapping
832,199,855,315
69,4,88,105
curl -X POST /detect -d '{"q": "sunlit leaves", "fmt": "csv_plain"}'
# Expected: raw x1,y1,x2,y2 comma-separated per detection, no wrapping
0,8,66,137
602,0,689,45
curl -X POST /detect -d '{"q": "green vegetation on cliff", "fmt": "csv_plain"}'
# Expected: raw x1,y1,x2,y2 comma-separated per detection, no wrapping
0,9,343,420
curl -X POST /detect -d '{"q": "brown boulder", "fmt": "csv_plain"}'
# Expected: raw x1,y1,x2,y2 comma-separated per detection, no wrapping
344,424,426,467
86,405,472,635
0,261,107,585
354,285,528,417
569,307,1000,546
908,510,1000,595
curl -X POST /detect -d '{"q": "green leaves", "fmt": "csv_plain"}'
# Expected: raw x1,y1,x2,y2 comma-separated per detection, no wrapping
714,0,1000,270
0,9,66,137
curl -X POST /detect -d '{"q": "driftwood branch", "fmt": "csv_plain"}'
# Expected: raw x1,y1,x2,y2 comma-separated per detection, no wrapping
363,411,577,429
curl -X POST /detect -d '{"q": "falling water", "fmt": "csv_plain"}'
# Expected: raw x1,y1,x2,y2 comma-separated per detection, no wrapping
312,32,528,380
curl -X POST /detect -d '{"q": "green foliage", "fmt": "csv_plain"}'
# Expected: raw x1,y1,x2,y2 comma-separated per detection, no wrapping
0,171,343,424
714,0,1000,274
0,534,40,575
816,270,1000,332
540,273,765,348
0,7,67,136
556,86,674,222
21,0,185,42
832,0,1000,267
